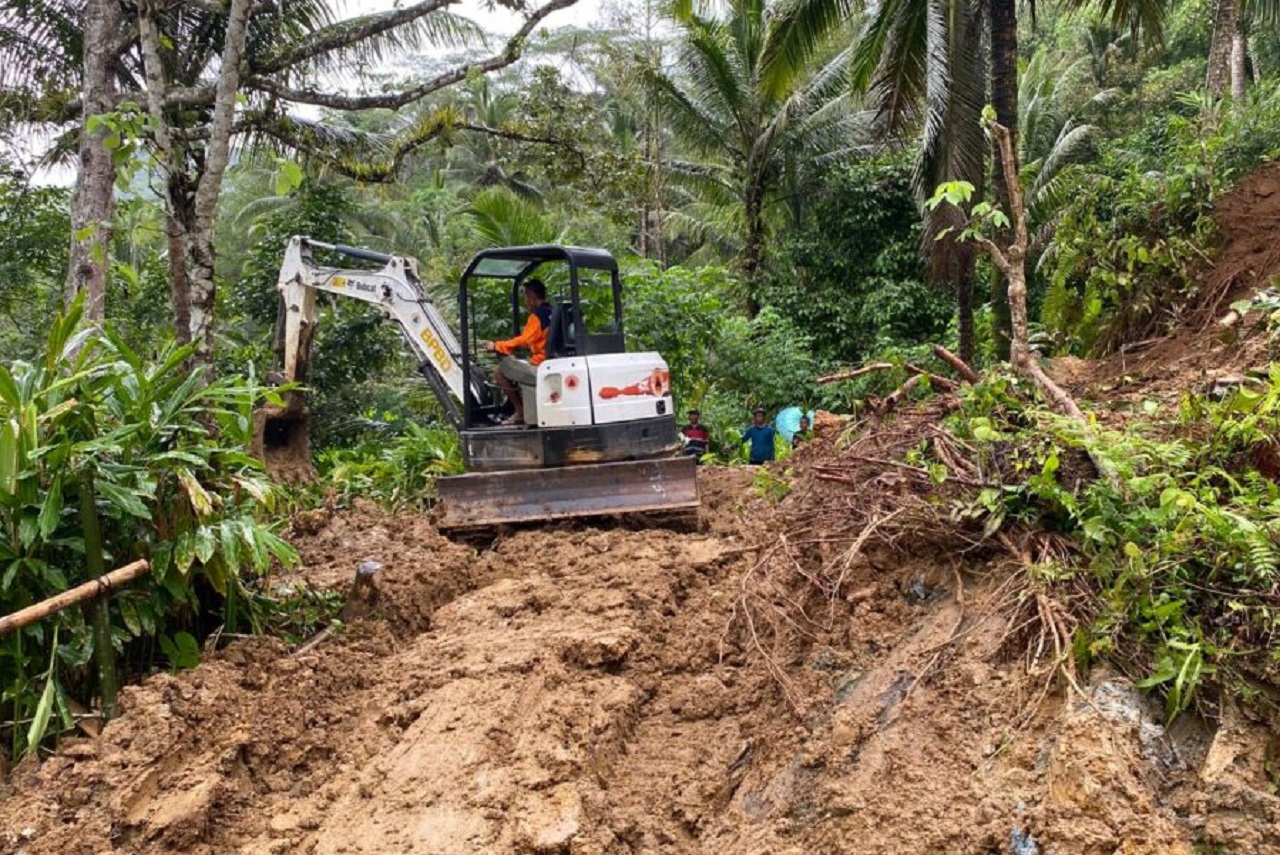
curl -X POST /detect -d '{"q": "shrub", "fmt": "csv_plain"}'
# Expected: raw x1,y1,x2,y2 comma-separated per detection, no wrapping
0,300,295,756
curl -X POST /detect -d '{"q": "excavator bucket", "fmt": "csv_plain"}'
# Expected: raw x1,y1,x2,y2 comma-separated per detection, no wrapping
434,457,700,529
251,395,316,482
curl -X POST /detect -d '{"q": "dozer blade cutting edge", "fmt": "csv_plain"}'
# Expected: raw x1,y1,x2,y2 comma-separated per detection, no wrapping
434,457,700,529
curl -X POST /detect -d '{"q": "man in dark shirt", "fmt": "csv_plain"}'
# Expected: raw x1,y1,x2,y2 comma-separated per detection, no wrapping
740,407,776,465
680,408,710,463
792,414,813,448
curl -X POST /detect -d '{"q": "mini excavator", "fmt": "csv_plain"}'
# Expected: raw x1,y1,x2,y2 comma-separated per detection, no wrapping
255,236,699,529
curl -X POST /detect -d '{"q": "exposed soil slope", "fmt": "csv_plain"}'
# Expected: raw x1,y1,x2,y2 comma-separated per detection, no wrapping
2,464,1276,855
8,166,1280,855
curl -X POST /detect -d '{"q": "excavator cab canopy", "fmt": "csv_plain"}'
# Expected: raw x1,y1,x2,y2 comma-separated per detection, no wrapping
459,245,626,430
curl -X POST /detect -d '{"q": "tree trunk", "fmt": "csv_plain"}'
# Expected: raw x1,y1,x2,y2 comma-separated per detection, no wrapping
982,120,1086,425
1207,0,1240,98
78,474,118,718
67,0,123,320
1230,26,1247,99
742,186,765,317
188,0,254,371
139,0,198,347
956,262,975,364
989,0,1018,361
166,176,194,345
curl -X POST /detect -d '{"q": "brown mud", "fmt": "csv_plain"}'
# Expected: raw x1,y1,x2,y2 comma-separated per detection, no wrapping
8,171,1280,854
1,463,1277,854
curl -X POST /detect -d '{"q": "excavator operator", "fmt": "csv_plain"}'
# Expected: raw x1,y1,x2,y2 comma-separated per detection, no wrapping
482,278,551,426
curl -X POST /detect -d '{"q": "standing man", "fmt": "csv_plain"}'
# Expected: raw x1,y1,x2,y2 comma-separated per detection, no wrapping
482,279,551,426
792,414,813,448
740,407,776,465
680,408,710,463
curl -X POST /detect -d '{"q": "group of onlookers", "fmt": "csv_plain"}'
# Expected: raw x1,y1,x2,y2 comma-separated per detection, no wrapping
679,407,812,465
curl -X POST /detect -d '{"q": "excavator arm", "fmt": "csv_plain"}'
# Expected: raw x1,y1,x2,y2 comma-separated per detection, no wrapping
275,236,480,426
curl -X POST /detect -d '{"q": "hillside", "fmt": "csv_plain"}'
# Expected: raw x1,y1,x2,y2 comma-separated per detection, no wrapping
4,165,1280,855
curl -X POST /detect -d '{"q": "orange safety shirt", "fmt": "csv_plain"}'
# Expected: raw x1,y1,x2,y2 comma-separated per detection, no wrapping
494,303,552,365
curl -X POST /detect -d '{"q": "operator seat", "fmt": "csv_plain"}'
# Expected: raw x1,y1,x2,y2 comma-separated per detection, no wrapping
545,301,577,359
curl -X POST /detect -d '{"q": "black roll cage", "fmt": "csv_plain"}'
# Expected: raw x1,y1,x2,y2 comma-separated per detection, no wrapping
458,245,625,429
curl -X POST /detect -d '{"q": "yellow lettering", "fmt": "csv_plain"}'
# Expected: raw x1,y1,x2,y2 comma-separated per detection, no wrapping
419,329,453,372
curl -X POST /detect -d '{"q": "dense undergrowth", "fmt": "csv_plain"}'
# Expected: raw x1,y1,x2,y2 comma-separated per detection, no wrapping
0,302,297,757
944,371,1280,719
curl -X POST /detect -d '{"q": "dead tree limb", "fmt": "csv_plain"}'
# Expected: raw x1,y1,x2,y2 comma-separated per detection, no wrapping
878,375,922,415
0,560,150,637
931,344,980,384
817,363,896,384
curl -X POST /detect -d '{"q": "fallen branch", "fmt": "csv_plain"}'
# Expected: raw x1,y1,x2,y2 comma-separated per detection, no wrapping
905,365,960,392
0,560,150,637
878,375,922,416
931,344,980,384
818,363,896,384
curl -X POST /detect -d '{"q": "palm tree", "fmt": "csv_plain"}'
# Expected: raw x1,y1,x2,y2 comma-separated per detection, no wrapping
645,0,867,308
840,0,986,360
764,0,1167,359
1018,49,1114,240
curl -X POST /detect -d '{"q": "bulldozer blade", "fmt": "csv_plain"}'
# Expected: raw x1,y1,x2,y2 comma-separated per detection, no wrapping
434,457,699,529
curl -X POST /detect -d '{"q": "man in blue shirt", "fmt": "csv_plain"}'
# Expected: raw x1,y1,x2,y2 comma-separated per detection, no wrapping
740,407,776,465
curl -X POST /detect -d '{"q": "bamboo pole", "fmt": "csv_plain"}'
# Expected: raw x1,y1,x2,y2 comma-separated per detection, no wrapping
0,560,150,638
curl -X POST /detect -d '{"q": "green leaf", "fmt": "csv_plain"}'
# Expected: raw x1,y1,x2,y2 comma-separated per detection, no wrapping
119,599,142,637
219,520,241,570
193,526,216,565
95,479,151,519
160,632,200,670
0,418,19,497
26,671,57,755
0,364,19,407
18,515,38,548
275,160,304,195
174,532,196,575
178,468,213,518
38,475,63,538
2,559,20,591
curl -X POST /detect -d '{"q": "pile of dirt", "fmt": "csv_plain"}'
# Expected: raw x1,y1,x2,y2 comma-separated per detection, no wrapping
276,501,480,635
3,457,1277,854
11,161,1280,852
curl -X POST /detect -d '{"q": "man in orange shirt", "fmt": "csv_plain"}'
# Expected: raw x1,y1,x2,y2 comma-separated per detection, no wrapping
482,279,551,426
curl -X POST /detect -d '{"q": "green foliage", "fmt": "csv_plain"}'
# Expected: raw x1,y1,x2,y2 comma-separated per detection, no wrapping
1039,82,1280,356
0,299,296,756
0,165,69,357
644,0,865,277
313,418,463,509
766,159,950,364
1038,165,1211,354
753,466,793,502
716,307,824,413
945,369,1280,719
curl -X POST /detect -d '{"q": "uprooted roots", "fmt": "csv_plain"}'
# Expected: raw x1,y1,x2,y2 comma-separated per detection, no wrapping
724,401,1099,721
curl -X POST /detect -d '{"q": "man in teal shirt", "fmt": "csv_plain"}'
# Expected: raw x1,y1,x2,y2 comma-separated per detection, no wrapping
740,407,776,465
